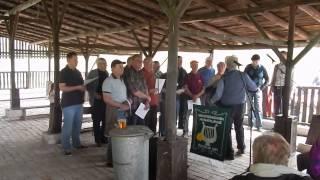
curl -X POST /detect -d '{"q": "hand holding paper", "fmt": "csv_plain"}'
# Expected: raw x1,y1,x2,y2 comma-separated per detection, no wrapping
135,103,150,119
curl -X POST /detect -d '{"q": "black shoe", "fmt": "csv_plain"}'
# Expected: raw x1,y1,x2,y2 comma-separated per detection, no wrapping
75,145,88,149
235,149,245,156
64,151,72,156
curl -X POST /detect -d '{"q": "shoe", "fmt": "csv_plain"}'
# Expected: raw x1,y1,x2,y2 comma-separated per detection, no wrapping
96,143,102,147
256,127,261,132
64,151,72,156
235,149,245,156
182,132,189,138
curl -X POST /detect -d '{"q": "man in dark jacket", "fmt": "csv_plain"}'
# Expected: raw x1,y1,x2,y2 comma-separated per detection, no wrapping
231,132,311,180
244,54,269,131
86,58,109,146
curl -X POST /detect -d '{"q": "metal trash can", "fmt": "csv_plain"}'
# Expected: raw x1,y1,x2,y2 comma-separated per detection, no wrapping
110,125,154,180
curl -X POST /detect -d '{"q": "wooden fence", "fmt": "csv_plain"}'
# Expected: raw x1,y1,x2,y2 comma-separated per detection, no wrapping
261,86,320,125
0,71,86,89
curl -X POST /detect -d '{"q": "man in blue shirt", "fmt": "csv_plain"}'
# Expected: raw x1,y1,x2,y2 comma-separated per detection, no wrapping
199,57,215,104
244,54,269,131
208,55,257,159
198,57,215,87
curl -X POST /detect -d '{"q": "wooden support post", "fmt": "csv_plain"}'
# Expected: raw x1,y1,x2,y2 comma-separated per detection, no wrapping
78,37,90,77
283,4,296,118
27,44,31,88
43,0,69,133
48,40,52,81
148,22,153,56
293,32,320,66
151,33,168,57
155,1,192,180
5,14,20,109
131,30,148,57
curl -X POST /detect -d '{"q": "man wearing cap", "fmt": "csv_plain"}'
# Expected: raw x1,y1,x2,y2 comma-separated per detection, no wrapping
208,55,257,159
102,59,129,166
123,54,150,125
181,60,205,137
59,52,86,155
86,58,109,146
244,54,269,131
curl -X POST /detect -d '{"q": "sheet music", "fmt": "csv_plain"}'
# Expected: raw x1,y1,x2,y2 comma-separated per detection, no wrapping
155,79,166,93
83,77,98,86
135,103,149,119
187,98,201,111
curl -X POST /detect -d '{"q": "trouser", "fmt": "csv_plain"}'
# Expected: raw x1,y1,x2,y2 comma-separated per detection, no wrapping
178,94,190,130
273,86,284,116
92,99,106,144
180,94,191,134
247,91,262,128
61,104,83,151
145,105,158,133
223,104,245,157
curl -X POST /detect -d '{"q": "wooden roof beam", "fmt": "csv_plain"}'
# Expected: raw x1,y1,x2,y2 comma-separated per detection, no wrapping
180,30,287,46
196,0,283,40
3,0,42,16
33,0,320,44
299,5,320,23
247,0,309,39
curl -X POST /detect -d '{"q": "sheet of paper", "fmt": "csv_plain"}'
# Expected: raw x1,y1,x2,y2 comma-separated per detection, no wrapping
187,98,201,110
155,79,166,93
135,103,149,119
176,89,185,95
83,77,98,86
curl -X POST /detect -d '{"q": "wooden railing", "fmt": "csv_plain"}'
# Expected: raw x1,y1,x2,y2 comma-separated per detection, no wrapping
292,86,320,124
0,71,85,90
261,86,320,125
0,71,53,89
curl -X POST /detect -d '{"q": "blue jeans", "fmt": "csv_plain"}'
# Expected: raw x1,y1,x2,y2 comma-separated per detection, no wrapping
61,104,83,151
247,91,262,128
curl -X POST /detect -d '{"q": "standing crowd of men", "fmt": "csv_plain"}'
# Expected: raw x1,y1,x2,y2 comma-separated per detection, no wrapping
58,51,287,163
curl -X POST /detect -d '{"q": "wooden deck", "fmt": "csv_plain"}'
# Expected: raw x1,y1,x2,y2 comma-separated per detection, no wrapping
0,114,307,180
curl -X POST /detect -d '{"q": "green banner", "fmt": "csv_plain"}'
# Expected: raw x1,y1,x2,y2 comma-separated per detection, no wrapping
190,105,231,161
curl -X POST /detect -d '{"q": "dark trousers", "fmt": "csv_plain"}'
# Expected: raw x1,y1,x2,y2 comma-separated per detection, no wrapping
179,94,189,131
91,99,106,144
223,103,245,157
273,86,284,116
128,108,145,125
145,105,158,133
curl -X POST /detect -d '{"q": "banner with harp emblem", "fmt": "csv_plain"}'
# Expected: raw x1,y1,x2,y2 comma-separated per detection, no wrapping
190,105,231,161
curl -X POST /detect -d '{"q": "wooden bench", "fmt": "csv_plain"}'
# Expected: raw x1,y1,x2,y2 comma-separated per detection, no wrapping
21,105,51,120
21,105,92,120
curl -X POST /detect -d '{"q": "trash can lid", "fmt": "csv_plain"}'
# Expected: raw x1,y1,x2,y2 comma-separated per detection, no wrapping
109,125,154,137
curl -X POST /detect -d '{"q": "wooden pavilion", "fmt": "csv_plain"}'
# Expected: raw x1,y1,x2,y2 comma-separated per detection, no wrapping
1,0,320,179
